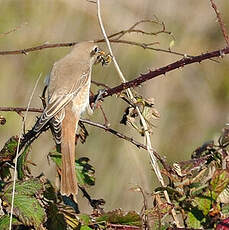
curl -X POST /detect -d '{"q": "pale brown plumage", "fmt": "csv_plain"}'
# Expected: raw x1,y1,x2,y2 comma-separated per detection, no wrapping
34,41,103,197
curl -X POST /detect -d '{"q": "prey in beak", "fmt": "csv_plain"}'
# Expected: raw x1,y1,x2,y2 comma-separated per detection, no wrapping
96,50,112,66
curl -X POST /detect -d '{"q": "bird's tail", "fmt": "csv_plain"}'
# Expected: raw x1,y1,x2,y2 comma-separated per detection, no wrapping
60,109,78,198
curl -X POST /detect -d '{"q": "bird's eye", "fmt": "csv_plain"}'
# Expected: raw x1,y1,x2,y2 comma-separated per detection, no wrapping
90,46,100,56
93,47,99,53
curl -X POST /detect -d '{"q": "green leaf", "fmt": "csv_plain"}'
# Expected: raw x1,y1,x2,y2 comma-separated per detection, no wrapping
0,137,18,180
4,178,43,196
46,203,67,230
187,208,204,229
210,170,229,198
194,193,212,216
153,221,170,230
17,145,30,180
79,213,91,225
2,179,46,228
222,204,229,217
96,210,141,227
0,165,11,181
0,137,18,158
0,215,21,230
4,194,46,228
43,180,57,202
169,39,175,49
49,152,62,167
80,226,93,230
76,157,95,186
50,152,95,186
190,183,208,197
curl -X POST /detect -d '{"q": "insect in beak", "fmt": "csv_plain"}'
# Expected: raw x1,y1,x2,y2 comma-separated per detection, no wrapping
96,51,112,66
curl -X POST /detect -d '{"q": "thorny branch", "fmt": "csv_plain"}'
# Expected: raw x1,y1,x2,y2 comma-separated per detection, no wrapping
91,46,229,101
209,0,229,46
1,48,228,106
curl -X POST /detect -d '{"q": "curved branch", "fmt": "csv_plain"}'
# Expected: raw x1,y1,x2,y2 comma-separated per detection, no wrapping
94,47,229,100
209,0,229,46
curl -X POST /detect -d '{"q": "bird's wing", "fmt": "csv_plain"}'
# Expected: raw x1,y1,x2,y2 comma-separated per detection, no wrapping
33,70,90,132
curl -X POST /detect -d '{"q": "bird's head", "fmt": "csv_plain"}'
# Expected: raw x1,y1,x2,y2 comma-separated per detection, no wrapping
71,41,111,66
90,45,112,66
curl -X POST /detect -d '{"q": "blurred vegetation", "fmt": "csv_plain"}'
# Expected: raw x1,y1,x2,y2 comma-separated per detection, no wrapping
0,0,229,223
0,120,229,229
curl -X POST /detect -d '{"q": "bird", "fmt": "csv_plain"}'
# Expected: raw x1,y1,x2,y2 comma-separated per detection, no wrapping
30,41,108,198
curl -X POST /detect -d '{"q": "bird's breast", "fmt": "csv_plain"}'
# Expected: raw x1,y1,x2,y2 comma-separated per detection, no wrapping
71,81,90,115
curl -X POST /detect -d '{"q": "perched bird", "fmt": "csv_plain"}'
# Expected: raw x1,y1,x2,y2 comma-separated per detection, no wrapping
31,41,107,197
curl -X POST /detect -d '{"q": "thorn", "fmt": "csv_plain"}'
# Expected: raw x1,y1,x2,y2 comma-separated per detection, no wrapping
220,50,225,58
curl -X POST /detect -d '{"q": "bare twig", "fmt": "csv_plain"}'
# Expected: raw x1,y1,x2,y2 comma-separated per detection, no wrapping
79,185,105,212
95,19,174,42
0,107,43,113
9,73,42,230
0,22,27,38
100,39,219,63
81,119,168,166
107,39,190,57
135,186,149,230
89,90,110,126
209,0,229,46
0,42,77,55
